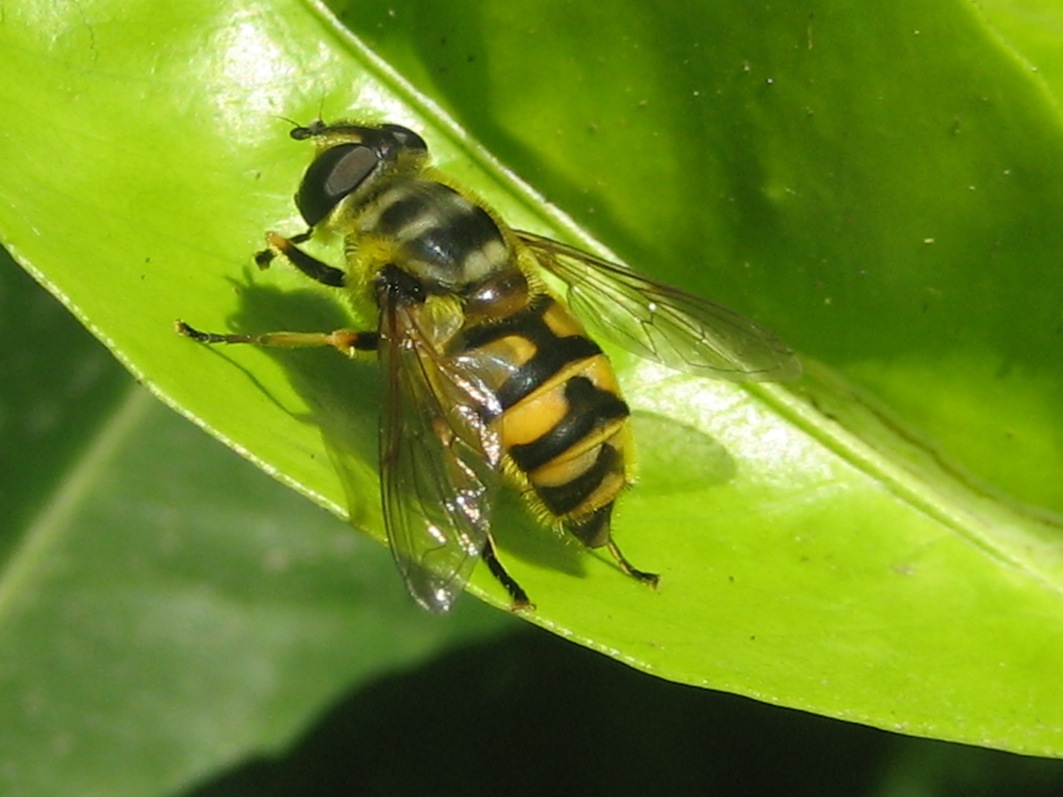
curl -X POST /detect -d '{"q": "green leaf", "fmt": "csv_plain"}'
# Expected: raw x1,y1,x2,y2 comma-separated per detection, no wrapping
0,257,511,795
2,0,1062,785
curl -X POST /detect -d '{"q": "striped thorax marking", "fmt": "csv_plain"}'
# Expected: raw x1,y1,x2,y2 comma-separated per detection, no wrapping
362,179,511,289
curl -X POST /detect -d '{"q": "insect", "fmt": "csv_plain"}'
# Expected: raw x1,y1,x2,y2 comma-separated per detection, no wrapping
176,120,801,613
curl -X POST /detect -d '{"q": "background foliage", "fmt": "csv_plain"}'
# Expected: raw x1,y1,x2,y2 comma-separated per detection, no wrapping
1,0,1062,794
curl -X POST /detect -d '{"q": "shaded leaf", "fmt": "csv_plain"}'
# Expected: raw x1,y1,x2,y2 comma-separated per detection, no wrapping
1,0,1062,781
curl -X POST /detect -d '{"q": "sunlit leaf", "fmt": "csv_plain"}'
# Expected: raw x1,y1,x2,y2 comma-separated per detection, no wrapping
2,5,1063,792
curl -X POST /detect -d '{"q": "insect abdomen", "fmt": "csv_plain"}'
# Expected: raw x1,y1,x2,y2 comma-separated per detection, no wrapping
457,295,632,544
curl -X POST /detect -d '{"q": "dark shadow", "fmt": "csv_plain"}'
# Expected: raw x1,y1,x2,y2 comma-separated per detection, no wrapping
204,273,588,581
201,277,382,523
631,410,736,493
180,624,1063,797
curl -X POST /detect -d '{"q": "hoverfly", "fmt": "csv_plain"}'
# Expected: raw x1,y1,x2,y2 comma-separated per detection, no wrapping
177,120,800,612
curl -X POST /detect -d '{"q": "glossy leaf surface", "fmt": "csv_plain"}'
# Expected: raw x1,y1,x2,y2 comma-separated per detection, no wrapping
2,5,1062,793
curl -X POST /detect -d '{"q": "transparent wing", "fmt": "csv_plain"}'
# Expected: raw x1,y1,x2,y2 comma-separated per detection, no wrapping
378,298,503,613
517,230,801,382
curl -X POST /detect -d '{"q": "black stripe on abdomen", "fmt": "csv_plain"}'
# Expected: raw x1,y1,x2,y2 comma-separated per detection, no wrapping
508,376,629,473
462,297,602,409
496,336,601,409
535,443,623,515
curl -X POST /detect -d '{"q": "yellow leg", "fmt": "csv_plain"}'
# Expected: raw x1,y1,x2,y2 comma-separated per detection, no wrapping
174,320,378,355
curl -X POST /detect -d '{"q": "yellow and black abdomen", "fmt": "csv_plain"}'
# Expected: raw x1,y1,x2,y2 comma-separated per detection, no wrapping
455,294,632,548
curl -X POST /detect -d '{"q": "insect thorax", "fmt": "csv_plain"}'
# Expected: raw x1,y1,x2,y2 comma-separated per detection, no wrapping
356,178,515,296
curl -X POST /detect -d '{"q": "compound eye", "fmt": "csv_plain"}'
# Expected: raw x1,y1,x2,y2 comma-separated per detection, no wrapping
381,123,428,152
296,143,378,226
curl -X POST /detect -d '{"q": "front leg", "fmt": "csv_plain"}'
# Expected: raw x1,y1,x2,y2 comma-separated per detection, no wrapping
254,230,346,288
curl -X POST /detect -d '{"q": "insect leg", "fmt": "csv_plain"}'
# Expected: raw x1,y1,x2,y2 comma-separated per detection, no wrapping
569,505,659,588
254,231,346,287
175,320,378,355
606,539,659,589
480,535,534,611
